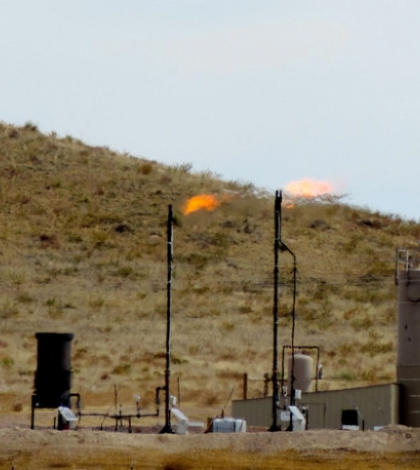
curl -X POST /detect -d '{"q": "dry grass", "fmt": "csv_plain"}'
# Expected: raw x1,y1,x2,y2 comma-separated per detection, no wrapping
0,121,419,426
12,449,412,470
0,427,419,470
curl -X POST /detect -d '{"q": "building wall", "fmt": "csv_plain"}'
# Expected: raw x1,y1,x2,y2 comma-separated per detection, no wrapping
232,383,400,430
397,268,420,427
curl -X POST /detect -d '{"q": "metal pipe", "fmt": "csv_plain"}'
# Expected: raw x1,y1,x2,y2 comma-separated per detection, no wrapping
278,243,297,407
269,190,281,432
81,396,161,431
30,395,35,429
160,205,174,434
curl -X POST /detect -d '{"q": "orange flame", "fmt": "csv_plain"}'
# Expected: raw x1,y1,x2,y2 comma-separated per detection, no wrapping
285,179,334,198
183,194,221,215
284,178,336,208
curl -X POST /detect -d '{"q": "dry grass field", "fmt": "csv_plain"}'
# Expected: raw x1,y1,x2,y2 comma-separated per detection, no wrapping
1,426,420,469
1,121,420,468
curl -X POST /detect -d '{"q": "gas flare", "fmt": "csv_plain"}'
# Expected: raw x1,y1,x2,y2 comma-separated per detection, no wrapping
283,178,338,208
182,194,221,215
285,179,334,199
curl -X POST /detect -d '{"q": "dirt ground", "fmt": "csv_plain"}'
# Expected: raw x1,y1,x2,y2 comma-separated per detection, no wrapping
1,421,420,470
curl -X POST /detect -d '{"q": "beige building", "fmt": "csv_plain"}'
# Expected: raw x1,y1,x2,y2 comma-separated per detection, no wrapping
232,383,400,430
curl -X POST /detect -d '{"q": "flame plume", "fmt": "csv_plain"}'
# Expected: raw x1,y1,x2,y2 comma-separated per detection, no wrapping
285,179,334,198
182,194,221,215
284,178,337,208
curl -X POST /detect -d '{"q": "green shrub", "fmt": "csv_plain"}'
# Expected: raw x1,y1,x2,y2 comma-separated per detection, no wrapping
112,364,132,375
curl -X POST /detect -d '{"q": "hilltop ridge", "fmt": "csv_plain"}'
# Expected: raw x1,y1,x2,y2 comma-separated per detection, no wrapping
0,121,419,420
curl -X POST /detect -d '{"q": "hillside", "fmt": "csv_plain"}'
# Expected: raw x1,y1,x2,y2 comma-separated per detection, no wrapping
1,121,420,424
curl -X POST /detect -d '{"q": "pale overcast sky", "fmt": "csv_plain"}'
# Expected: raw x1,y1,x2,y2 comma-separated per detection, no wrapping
1,1,420,220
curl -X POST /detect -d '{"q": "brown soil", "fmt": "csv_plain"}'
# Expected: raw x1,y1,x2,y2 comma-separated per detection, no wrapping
1,423,420,469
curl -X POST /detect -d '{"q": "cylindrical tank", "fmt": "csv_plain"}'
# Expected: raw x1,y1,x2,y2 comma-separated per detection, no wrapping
33,332,74,408
287,353,313,394
396,252,420,427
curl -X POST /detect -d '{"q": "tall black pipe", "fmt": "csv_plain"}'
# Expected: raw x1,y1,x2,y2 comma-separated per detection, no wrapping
160,205,174,434
290,252,297,406
278,240,297,431
278,243,296,406
269,190,282,432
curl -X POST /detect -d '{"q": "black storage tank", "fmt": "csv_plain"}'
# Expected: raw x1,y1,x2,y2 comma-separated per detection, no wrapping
33,332,74,408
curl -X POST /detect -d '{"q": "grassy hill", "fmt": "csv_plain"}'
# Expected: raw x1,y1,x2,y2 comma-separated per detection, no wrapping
1,121,420,422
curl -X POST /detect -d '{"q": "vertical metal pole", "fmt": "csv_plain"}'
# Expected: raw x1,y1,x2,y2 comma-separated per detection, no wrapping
277,244,296,432
177,375,181,406
269,190,281,431
30,395,35,430
243,373,248,400
290,256,297,407
160,205,174,434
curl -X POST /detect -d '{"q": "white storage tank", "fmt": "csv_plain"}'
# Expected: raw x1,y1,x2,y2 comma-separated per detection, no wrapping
287,353,313,394
212,418,246,433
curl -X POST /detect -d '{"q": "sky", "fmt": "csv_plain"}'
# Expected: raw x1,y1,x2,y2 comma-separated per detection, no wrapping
1,1,420,220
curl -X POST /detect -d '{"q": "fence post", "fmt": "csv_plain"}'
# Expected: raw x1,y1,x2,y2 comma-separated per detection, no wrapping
243,373,248,399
